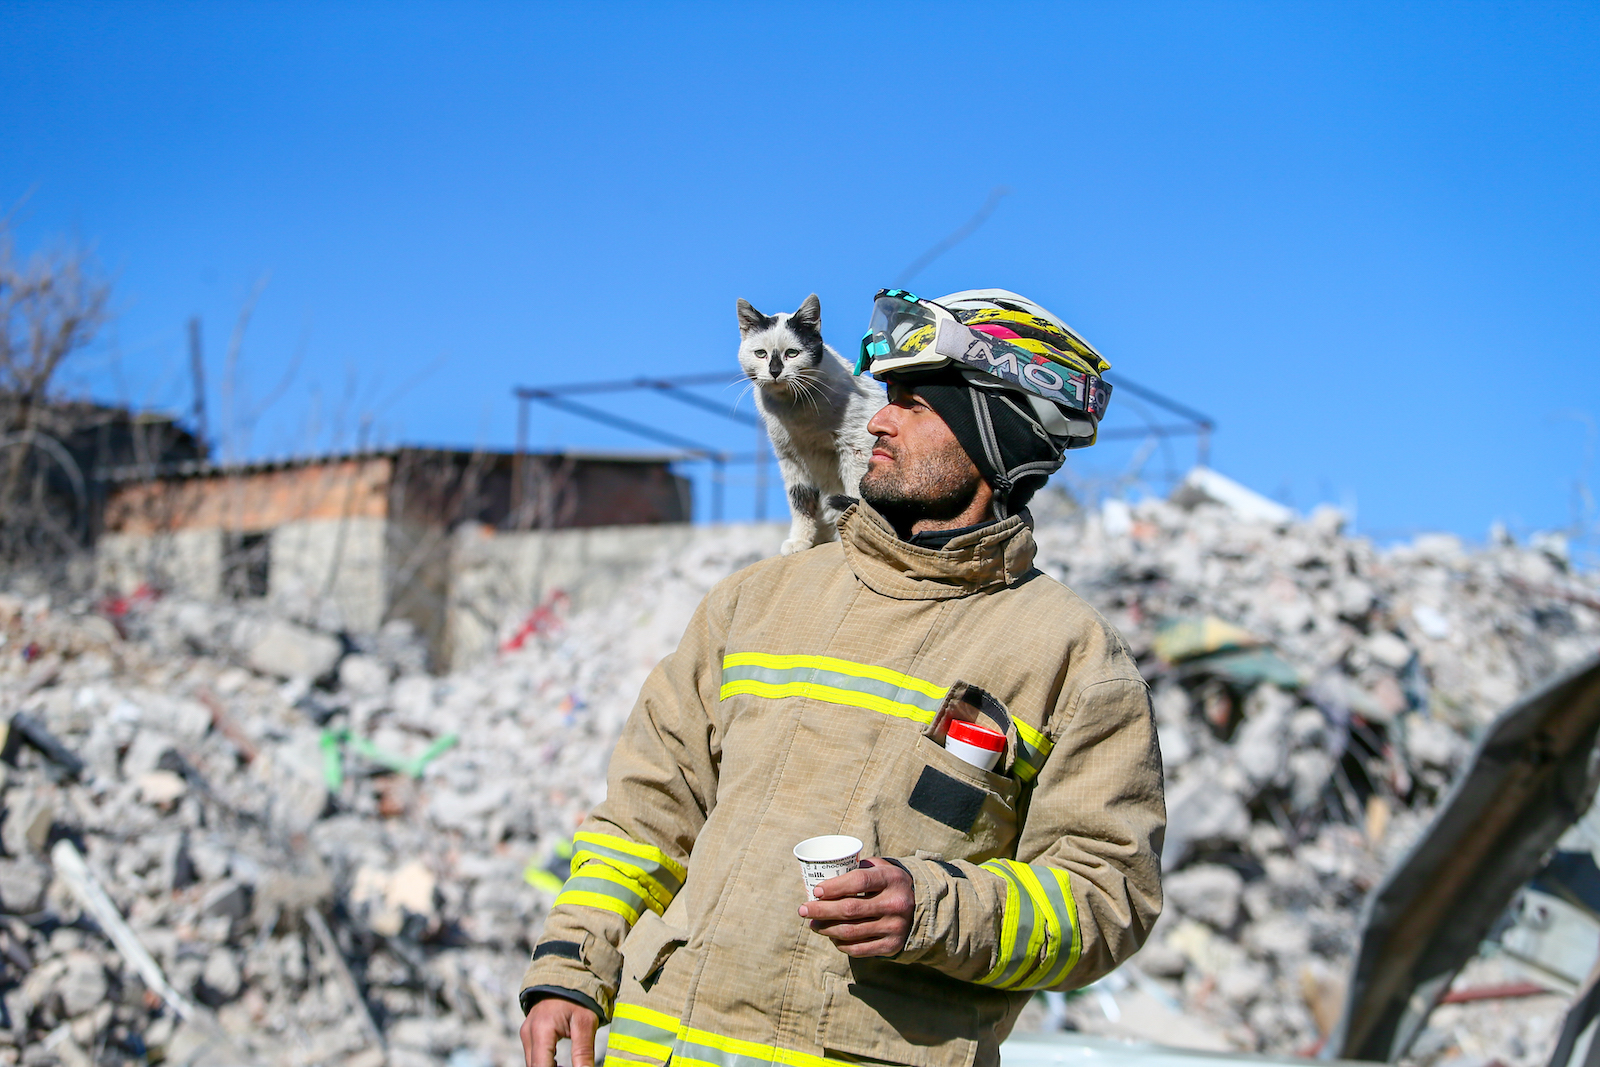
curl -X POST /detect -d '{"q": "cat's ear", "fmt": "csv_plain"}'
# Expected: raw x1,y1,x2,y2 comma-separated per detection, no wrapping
737,299,773,335
791,293,822,333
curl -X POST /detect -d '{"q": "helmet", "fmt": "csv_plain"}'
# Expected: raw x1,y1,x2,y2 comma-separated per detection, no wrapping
857,287,1111,449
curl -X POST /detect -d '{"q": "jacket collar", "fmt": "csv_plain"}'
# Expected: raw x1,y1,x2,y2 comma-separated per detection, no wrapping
839,500,1039,600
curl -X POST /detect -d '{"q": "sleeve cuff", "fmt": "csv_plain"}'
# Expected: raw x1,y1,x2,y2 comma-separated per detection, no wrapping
518,984,609,1022
889,856,956,963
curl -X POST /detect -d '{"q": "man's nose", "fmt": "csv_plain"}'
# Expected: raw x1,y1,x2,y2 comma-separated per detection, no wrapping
866,404,895,437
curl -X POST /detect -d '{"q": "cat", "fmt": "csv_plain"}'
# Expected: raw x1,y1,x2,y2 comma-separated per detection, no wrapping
736,293,882,555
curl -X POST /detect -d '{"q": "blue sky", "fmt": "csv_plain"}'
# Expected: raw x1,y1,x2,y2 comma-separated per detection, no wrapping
3,1,1598,545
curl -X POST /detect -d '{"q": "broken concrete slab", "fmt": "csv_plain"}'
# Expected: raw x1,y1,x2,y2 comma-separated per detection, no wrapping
1164,864,1245,930
244,618,342,681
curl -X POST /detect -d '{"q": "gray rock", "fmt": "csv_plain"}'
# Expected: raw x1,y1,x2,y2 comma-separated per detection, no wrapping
1243,914,1312,962
1164,864,1244,929
57,951,107,1018
1288,749,1335,812
162,1020,238,1067
246,619,342,680
1157,718,1195,769
1288,707,1327,748
391,675,438,731
121,730,178,778
1403,712,1468,770
1162,770,1250,871
1215,958,1271,1007
201,880,251,921
1335,578,1376,619
200,948,241,1002
1364,630,1414,670
428,785,511,833
1233,685,1294,790
188,839,232,882
151,694,212,740
338,654,391,696
0,858,49,914
390,1015,465,1053
1135,938,1188,978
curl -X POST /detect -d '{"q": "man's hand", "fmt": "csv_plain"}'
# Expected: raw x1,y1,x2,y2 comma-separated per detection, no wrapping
521,996,599,1067
798,857,915,958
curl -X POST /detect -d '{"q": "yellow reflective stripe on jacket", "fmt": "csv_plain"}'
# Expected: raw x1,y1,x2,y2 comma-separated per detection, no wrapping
611,1003,680,1063
612,1003,857,1067
675,1023,858,1067
570,830,685,912
1024,864,1083,989
976,859,1082,990
720,652,947,723
608,1035,675,1063
1012,717,1054,782
552,861,663,925
551,885,639,924
978,862,1043,988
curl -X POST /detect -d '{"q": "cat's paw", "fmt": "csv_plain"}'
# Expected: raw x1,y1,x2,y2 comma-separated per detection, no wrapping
780,537,814,555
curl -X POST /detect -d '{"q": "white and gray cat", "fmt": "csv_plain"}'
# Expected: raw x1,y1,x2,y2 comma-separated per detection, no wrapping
737,293,882,555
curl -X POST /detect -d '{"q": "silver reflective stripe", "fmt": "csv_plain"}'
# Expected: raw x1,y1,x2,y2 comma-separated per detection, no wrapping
573,836,685,900
719,662,944,716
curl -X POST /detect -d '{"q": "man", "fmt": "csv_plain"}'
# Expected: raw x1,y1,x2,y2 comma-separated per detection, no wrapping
520,288,1164,1067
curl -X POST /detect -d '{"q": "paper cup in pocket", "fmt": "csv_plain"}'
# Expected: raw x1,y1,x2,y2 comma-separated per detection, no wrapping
793,835,863,896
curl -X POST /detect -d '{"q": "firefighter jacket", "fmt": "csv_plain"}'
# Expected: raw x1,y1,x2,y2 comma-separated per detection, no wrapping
519,501,1165,1067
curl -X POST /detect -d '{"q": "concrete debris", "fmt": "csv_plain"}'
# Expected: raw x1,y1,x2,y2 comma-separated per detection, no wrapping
1164,864,1244,930
1031,493,1600,1061
0,495,1594,1063
1169,467,1296,525
0,527,775,1065
245,618,344,681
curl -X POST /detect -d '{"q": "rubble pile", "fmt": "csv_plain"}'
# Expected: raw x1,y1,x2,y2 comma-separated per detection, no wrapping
1029,494,1600,1059
0,491,1596,1065
0,527,776,1066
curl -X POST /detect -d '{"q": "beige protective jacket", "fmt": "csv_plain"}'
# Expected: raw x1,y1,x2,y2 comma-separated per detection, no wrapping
520,502,1164,1067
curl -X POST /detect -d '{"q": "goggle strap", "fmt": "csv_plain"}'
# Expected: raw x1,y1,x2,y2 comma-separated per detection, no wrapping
968,389,1010,494
994,394,1054,444
1006,459,1064,482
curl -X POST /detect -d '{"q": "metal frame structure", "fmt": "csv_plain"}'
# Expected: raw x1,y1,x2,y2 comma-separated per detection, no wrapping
513,372,1215,522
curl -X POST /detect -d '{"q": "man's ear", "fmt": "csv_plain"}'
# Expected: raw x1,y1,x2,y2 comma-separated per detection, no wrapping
737,299,773,335
791,293,821,333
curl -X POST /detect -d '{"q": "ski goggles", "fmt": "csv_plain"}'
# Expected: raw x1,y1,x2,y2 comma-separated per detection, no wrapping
856,289,1112,429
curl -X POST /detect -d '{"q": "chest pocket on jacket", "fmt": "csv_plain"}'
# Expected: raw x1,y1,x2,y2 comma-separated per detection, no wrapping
900,735,1019,860
869,681,1021,863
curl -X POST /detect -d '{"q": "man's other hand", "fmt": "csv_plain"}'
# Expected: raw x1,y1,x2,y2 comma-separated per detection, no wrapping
521,996,599,1067
799,857,915,957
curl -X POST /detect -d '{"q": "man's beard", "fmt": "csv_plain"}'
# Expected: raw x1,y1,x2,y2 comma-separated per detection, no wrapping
859,436,984,536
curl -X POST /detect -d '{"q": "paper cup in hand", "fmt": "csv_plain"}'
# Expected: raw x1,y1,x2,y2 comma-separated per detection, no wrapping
794,835,862,896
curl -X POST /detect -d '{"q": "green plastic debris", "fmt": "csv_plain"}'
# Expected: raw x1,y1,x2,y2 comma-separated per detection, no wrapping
318,729,459,791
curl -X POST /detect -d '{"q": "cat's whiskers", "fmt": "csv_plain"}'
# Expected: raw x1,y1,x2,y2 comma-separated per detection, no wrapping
728,379,757,413
792,374,827,414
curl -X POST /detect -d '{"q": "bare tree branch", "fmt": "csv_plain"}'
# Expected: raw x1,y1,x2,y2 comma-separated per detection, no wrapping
0,217,112,565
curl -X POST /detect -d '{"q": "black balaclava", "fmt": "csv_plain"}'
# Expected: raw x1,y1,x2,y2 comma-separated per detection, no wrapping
895,369,1064,518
